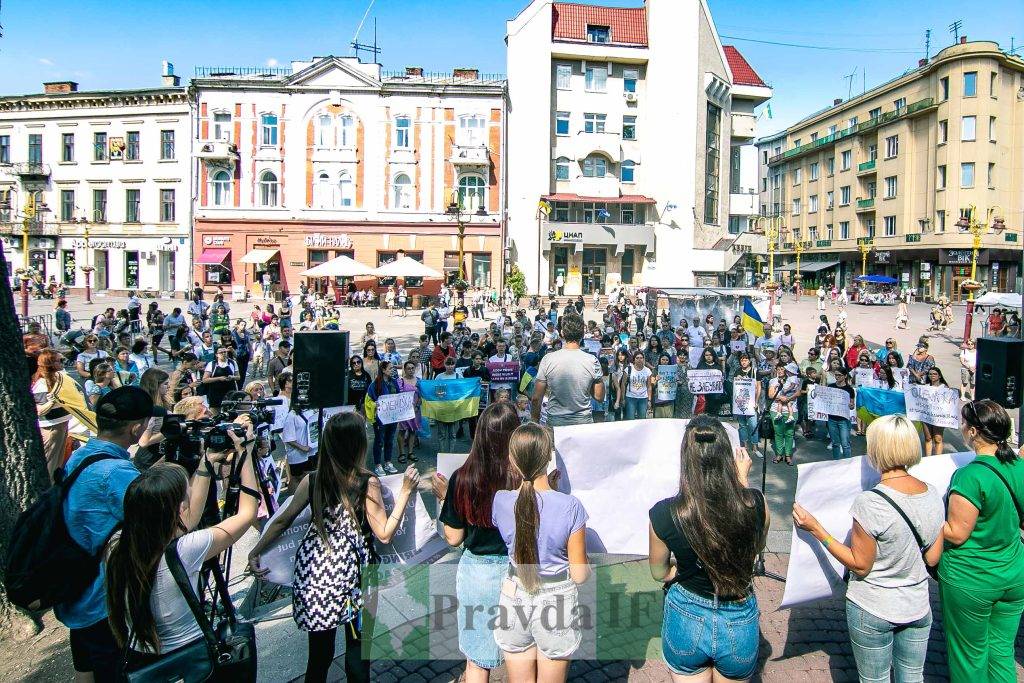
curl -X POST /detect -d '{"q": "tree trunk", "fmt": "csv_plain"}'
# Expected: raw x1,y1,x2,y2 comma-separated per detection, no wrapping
0,242,50,637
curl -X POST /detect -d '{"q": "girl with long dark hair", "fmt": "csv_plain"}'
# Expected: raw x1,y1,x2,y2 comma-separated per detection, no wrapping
921,367,949,456
136,368,171,469
649,416,767,681
249,412,419,683
432,401,522,682
366,360,399,475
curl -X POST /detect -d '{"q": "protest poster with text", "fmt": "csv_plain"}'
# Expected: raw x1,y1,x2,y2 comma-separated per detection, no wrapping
583,338,602,356
730,339,747,353
809,384,854,418
486,361,520,384
854,368,878,389
656,365,678,403
904,384,960,428
732,377,757,416
255,497,311,585
688,369,724,394
377,473,449,569
375,392,417,425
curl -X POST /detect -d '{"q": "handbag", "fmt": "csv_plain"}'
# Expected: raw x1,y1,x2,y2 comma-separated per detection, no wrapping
868,488,939,581
121,538,257,682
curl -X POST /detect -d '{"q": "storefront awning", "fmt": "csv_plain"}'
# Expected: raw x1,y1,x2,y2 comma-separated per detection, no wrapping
775,260,840,273
195,248,231,265
541,193,657,205
543,222,655,253
240,249,279,265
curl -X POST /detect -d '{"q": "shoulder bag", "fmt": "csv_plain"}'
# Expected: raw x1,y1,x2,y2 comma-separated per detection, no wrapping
868,488,939,581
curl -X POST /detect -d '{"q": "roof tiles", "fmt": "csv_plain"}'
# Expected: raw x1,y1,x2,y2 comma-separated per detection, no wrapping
552,2,648,47
723,46,767,87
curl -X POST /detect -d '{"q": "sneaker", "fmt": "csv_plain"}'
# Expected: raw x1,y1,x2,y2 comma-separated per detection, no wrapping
384,461,399,474
374,464,386,477
753,448,764,459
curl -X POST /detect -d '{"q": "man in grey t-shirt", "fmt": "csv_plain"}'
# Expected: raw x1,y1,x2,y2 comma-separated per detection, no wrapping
531,314,603,426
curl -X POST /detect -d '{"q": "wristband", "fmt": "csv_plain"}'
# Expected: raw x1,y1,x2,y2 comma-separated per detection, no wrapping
821,535,835,548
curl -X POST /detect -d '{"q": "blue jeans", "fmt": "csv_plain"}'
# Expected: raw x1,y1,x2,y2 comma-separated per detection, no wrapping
846,600,931,683
623,396,648,420
372,421,396,465
827,419,852,459
456,550,509,669
737,414,759,449
661,583,760,679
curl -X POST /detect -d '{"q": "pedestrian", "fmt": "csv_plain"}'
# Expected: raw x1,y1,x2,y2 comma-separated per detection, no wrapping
960,339,976,399
530,315,603,426
31,349,74,479
592,356,612,422
201,346,240,414
921,367,950,456
767,364,799,465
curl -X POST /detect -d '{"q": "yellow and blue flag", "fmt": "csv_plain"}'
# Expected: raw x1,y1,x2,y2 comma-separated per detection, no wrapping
855,387,908,427
418,377,481,422
741,298,765,338
519,366,538,395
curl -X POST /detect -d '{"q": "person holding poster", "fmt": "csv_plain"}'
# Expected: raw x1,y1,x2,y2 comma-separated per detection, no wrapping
672,351,695,419
695,348,726,417
921,368,951,457
366,361,400,476
249,412,420,683
731,353,761,455
395,361,421,464
648,416,767,681
825,368,856,460
653,354,677,418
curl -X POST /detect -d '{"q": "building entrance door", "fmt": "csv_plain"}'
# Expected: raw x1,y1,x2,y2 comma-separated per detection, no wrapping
551,246,569,295
94,250,109,290
951,266,971,302
582,247,607,295
159,251,174,292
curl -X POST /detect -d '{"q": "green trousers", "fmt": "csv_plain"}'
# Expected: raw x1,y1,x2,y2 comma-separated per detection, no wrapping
939,580,1024,682
772,415,796,457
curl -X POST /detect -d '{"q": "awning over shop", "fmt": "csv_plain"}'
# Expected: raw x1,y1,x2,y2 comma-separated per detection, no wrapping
774,260,840,273
543,222,655,254
240,249,279,265
541,193,657,205
195,248,231,265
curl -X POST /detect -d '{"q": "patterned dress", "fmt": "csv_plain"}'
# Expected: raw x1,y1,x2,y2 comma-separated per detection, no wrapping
292,503,369,632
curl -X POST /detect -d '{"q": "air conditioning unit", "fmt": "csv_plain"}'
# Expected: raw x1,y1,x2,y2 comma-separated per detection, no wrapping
624,93,638,103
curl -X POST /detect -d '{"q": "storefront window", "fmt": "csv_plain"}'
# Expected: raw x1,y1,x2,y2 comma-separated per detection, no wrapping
377,250,424,288
61,249,76,286
205,263,231,285
472,253,491,288
125,251,140,289
443,251,462,284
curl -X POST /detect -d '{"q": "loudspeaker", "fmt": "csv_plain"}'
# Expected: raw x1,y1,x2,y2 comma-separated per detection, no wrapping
975,337,1023,409
292,331,349,409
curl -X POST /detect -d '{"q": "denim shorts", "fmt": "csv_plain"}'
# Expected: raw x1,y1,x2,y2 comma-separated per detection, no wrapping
455,550,509,669
661,583,760,679
493,574,583,659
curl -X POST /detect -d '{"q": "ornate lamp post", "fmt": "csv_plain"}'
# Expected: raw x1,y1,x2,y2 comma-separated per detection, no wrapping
753,214,782,324
858,239,874,277
446,189,488,301
793,240,805,301
81,219,94,304
956,204,1005,343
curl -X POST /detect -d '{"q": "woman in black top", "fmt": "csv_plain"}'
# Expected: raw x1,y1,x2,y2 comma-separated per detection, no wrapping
347,355,370,417
462,352,492,441
432,401,521,680
696,347,726,417
649,416,768,680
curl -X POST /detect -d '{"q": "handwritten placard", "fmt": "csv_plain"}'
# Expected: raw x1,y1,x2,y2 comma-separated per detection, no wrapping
376,392,416,425
809,384,853,418
904,384,960,428
656,365,678,403
688,369,724,394
732,377,757,416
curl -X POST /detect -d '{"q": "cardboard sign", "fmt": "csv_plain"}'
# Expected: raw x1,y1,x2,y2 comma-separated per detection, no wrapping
376,392,416,425
486,361,520,384
688,369,724,394
809,384,853,418
732,377,757,416
904,384,960,428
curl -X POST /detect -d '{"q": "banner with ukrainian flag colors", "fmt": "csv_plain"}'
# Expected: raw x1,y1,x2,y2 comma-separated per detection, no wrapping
855,386,907,426
519,365,538,395
418,377,481,422
741,298,765,338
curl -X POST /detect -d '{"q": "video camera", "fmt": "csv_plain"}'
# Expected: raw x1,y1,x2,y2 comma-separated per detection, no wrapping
219,391,283,429
159,414,248,474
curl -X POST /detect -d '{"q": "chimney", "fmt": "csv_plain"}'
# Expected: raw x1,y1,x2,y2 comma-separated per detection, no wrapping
918,58,928,67
833,98,843,106
405,66,423,76
43,81,78,95
959,35,967,44
453,67,479,79
161,60,181,87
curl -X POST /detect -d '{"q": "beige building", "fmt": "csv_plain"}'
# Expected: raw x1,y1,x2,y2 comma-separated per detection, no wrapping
757,39,1024,302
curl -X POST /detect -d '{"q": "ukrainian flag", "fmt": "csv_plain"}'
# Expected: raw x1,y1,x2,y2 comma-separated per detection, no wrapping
741,298,765,338
519,366,538,395
855,387,907,426
418,377,482,422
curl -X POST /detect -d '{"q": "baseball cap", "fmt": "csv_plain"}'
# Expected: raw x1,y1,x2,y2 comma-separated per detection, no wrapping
95,386,155,422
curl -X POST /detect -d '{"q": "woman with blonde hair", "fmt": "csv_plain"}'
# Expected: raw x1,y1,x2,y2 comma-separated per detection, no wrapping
793,414,944,683
32,349,74,478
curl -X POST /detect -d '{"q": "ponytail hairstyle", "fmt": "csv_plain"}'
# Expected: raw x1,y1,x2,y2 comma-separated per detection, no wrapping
672,416,761,597
962,399,1016,464
106,464,189,652
508,423,554,593
312,412,372,549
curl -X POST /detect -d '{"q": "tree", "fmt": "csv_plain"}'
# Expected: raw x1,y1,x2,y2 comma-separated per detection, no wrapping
0,242,50,637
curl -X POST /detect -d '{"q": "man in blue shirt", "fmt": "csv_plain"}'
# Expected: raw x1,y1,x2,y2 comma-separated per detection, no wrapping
56,386,153,682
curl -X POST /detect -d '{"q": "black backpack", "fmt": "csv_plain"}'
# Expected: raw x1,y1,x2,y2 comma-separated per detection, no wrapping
5,454,119,611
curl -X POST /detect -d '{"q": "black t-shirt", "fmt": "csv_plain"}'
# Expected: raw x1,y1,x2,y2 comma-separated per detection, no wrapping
463,365,491,381
348,370,370,405
828,383,855,422
438,469,508,556
649,489,766,600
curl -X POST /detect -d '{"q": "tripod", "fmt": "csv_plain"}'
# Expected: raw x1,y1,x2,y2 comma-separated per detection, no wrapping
753,408,786,583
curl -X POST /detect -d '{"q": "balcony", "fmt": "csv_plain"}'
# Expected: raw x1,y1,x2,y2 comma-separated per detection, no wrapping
731,112,757,140
9,163,51,181
856,198,875,212
815,239,832,248
450,143,490,167
573,131,621,161
194,140,239,162
857,159,876,175
0,220,60,237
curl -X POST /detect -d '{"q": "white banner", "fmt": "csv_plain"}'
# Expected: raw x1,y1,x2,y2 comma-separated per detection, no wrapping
375,392,416,425
854,368,878,389
781,451,976,608
687,347,704,368
656,365,678,403
377,474,448,565
732,378,757,416
731,340,748,353
904,384,960,428
254,497,311,586
688,369,723,394
809,384,853,418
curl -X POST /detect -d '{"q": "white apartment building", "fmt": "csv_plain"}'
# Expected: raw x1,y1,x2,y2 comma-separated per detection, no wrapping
0,68,191,294
506,0,771,295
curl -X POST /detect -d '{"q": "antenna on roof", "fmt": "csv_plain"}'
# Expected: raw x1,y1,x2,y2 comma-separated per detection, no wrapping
948,20,963,43
351,0,382,63
924,29,932,60
843,67,858,101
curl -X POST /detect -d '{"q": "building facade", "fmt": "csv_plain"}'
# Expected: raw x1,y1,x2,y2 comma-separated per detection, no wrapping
0,72,192,294
505,0,771,295
758,40,1024,301
191,57,505,298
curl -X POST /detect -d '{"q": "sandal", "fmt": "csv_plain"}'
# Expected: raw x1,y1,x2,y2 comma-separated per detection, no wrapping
773,456,784,464
397,454,407,464
786,456,794,466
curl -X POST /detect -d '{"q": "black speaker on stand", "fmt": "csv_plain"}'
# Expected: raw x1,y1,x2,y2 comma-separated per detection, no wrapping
292,331,350,410
975,337,1023,409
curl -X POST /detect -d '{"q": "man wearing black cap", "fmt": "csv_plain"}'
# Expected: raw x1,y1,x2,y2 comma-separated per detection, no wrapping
54,386,153,682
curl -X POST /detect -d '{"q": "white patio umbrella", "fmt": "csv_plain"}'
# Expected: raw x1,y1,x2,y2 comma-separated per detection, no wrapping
372,256,443,279
300,254,376,278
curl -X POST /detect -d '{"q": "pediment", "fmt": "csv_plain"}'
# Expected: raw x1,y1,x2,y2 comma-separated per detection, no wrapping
286,57,381,89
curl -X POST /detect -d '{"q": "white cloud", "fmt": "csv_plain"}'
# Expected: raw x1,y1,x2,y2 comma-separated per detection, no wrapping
37,58,54,66
266,58,279,67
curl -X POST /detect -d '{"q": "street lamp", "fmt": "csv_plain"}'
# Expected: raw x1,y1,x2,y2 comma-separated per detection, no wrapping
858,239,874,277
446,190,487,300
753,214,783,324
793,240,805,301
81,217,94,304
955,204,1005,343
2,191,51,318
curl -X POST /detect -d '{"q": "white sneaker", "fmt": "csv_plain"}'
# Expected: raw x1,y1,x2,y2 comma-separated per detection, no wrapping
753,448,764,459
383,462,399,474
374,464,386,477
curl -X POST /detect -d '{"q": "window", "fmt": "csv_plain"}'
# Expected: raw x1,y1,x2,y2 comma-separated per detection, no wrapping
730,146,741,193
458,114,486,146
884,176,897,198
621,159,636,183
556,64,572,89
793,138,801,148
338,172,354,207
27,133,43,164
582,202,608,223
587,25,610,43
826,223,834,240
809,194,819,212
377,251,424,288
893,97,906,110
125,131,140,161
990,71,998,97
793,167,802,184
60,190,75,221
826,190,834,210
938,119,948,143
828,124,837,136
553,202,569,222
317,114,332,146
704,103,721,224
258,171,278,207
260,114,279,146
582,155,607,178
884,215,896,237
940,76,949,101
792,228,801,242
555,111,570,136
0,135,9,164
868,144,878,161
810,133,819,142
840,186,851,205
961,115,976,141
989,116,997,142
868,107,882,120
960,162,975,188
728,216,744,234
762,178,768,191
884,135,899,158
213,112,231,141
92,189,107,222
622,115,636,140
987,162,995,188
314,172,332,208
211,170,231,206
867,180,877,198
866,218,875,239
937,165,947,189
809,226,818,241
840,221,850,239
826,157,834,175
621,248,636,284
93,132,107,161
774,146,781,156
395,116,411,148
458,175,486,212
125,189,140,223
848,116,858,129
809,162,819,181
160,189,175,222
160,130,175,160
936,210,946,233
841,150,851,170
621,204,635,224
762,150,768,164
584,113,606,133
792,198,801,215
61,133,75,162
963,71,977,97
339,115,355,148
623,68,638,93
585,65,607,92
392,173,412,208
555,157,569,181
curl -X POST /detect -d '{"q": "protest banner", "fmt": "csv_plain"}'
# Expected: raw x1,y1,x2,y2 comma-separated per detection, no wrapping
486,361,520,384
254,497,311,585
656,365,678,403
375,392,416,425
687,369,723,394
892,367,910,390
732,377,757,416
854,368,878,389
808,384,853,418
904,384,960,428
781,451,976,608
583,338,602,355
730,339,747,353
377,474,448,567
436,452,471,514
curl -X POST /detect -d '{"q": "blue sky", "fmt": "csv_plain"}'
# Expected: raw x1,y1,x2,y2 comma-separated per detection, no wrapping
1,0,1021,131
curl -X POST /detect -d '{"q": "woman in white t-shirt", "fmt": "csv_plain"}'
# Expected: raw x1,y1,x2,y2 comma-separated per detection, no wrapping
283,405,320,494
106,426,258,671
75,334,109,380
620,351,654,421
32,349,74,479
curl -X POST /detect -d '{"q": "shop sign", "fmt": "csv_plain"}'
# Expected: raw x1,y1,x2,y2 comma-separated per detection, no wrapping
157,243,177,251
72,239,126,249
305,233,353,248
289,260,305,267
255,236,280,246
547,229,584,244
940,248,988,266
204,235,231,246
875,251,891,264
